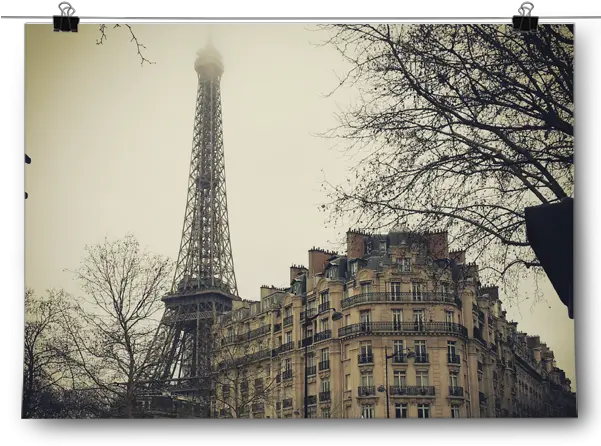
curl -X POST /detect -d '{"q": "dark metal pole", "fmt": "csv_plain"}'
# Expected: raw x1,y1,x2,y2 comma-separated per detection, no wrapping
385,345,390,419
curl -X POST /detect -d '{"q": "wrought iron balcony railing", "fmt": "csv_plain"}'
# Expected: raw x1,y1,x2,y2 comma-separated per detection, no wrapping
358,353,374,364
242,324,270,341
306,365,317,376
282,369,293,381
338,321,468,339
415,353,429,364
319,390,331,402
447,353,461,364
299,336,313,348
314,330,331,342
301,308,317,320
358,386,376,397
341,292,458,309
283,315,294,327
449,386,464,397
391,353,407,364
389,386,436,396
306,395,317,406
319,359,330,371
277,341,294,355
318,302,331,313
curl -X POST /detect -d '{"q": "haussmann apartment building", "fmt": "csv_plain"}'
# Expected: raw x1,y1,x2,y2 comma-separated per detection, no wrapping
211,229,577,419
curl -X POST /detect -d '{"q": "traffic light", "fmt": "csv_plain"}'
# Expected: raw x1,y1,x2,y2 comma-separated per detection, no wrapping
25,154,31,199
525,197,573,319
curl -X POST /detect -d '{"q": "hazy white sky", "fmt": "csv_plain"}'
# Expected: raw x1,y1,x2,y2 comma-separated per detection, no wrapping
24,23,576,387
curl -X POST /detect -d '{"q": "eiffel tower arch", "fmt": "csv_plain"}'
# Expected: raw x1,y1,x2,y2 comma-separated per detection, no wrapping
147,40,240,418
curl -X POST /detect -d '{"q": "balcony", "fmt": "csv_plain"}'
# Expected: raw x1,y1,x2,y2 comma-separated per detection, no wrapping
318,302,331,313
341,292,457,309
473,327,485,344
314,330,331,342
358,386,376,397
306,395,317,406
449,386,464,397
389,386,436,397
319,359,330,371
277,341,294,354
283,315,294,327
391,354,407,364
273,323,282,333
299,336,313,348
282,369,293,381
301,308,317,320
283,398,293,409
306,365,317,377
243,324,270,341
358,353,374,364
319,390,331,402
415,354,429,364
338,321,468,339
447,354,461,364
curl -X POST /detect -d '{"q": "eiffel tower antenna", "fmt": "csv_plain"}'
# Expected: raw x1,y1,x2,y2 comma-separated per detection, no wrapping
147,39,240,417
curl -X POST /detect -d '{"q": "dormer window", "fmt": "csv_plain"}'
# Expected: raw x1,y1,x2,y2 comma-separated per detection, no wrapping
350,262,358,276
326,267,337,280
397,257,411,272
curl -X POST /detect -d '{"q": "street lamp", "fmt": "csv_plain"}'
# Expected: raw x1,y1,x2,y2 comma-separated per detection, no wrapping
302,297,342,419
377,345,415,418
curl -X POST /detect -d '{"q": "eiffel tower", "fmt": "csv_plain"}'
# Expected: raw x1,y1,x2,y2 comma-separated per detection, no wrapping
148,39,240,418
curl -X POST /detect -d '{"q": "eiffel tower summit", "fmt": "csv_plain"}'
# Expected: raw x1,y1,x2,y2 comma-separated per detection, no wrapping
148,39,240,417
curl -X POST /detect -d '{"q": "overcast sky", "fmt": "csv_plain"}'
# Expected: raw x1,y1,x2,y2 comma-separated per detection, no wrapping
24,23,576,387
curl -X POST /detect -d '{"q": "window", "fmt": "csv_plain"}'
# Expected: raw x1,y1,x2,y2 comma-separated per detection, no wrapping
285,331,292,344
451,407,460,418
416,370,429,387
350,262,358,276
307,406,317,418
415,341,428,358
360,342,372,357
445,311,454,324
345,314,350,327
284,358,292,371
326,267,337,279
390,281,402,300
321,348,330,363
308,299,316,314
417,404,430,418
320,318,330,332
305,325,313,339
360,282,372,294
321,408,331,418
360,310,372,325
344,343,350,360
412,283,423,301
321,378,331,393
361,404,375,419
439,282,450,295
345,374,351,391
307,353,316,368
379,240,387,251
392,309,403,327
393,340,405,357
447,341,456,357
393,371,407,387
449,371,459,388
413,309,425,323
361,372,374,387
343,286,349,300
284,305,292,317
395,403,408,419
398,257,411,272
319,291,330,307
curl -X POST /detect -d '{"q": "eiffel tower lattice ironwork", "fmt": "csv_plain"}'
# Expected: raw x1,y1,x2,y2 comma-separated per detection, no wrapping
147,40,240,418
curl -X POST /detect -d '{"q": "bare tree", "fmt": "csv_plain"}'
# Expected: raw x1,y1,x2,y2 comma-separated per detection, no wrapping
96,24,154,66
212,320,281,418
317,24,573,292
61,234,173,418
22,289,74,418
